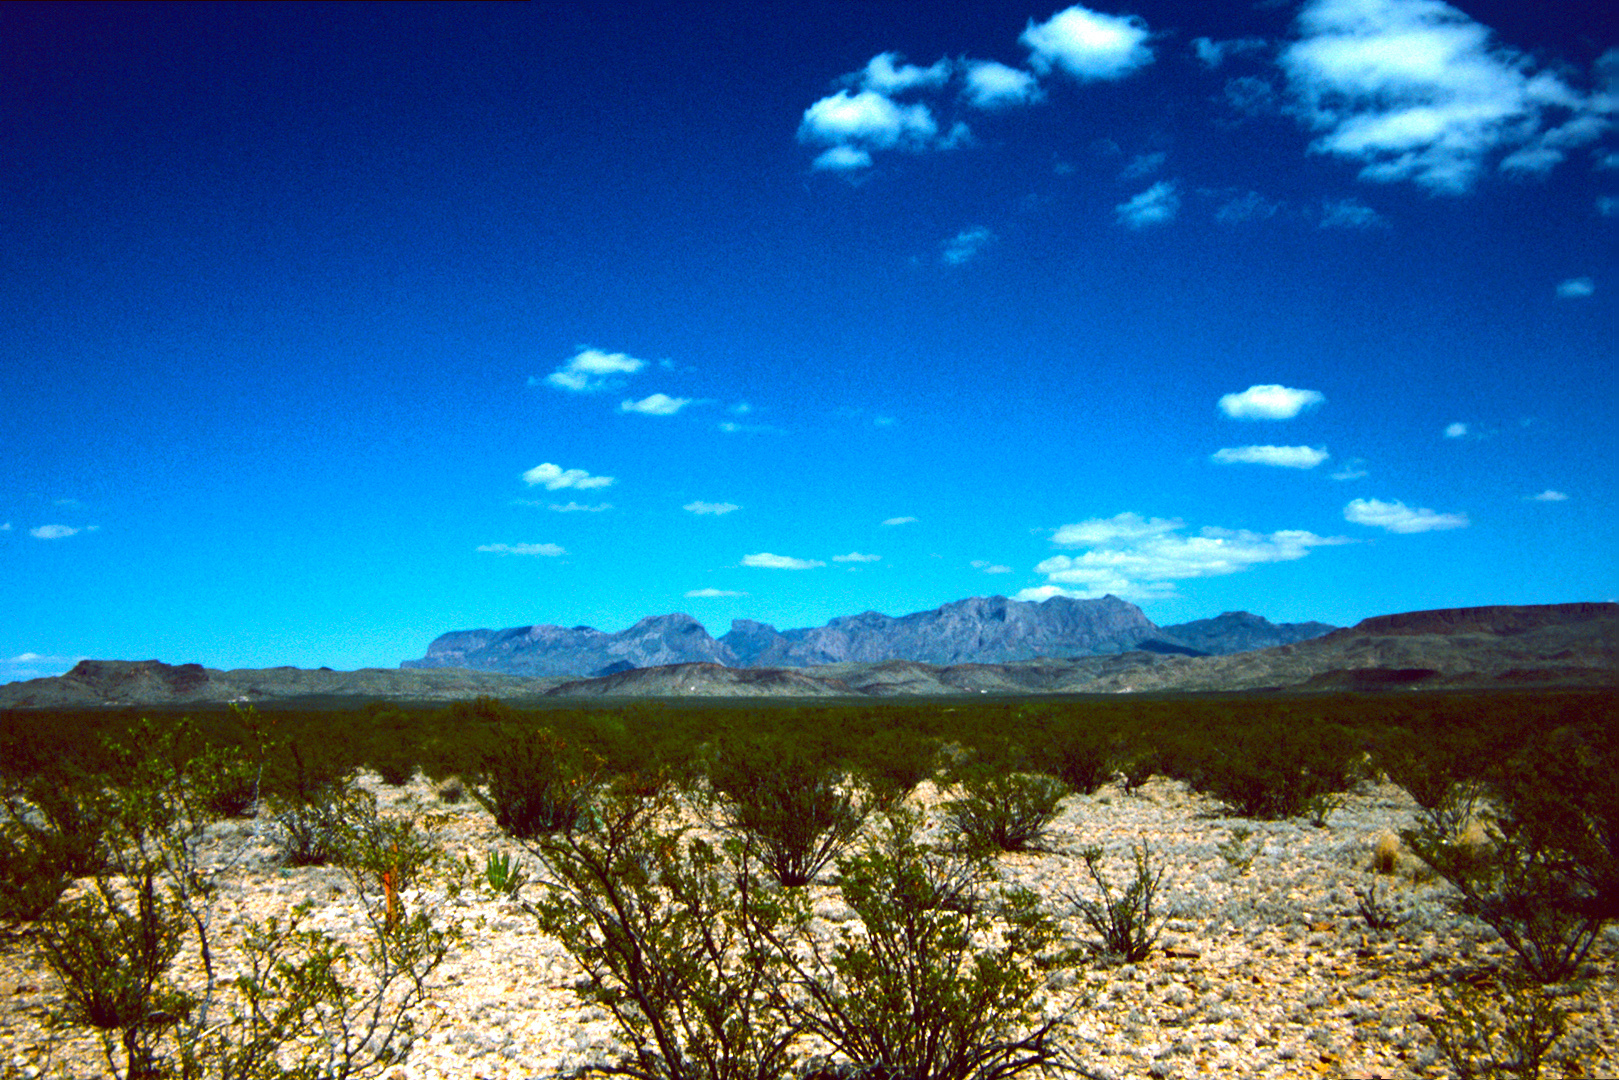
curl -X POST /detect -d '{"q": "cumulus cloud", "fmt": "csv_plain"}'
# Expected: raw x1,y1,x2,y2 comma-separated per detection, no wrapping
1280,0,1611,194
1194,37,1268,69
684,501,739,515
1053,512,1182,547
30,524,80,540
1344,497,1469,533
833,552,881,563
1224,76,1278,116
541,348,646,392
1024,514,1349,600
686,588,748,598
1218,384,1326,420
1120,151,1166,179
942,227,995,265
1557,277,1595,298
963,61,1043,109
1319,198,1388,228
743,552,826,570
548,501,612,513
0,523,10,531
972,560,1014,574
1530,489,1569,502
1444,422,1469,438
1021,6,1155,82
523,463,615,490
477,542,565,557
1331,458,1370,481
1212,445,1330,468
1215,190,1281,223
857,52,952,95
620,393,692,416
1115,181,1180,228
1,653,80,684
799,88,943,170
882,516,918,527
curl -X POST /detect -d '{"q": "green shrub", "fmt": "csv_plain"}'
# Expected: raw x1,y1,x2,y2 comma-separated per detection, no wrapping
782,808,1072,1080
476,726,601,839
1404,726,1615,983
1067,842,1165,963
33,717,454,1080
1046,732,1115,796
1421,978,1574,1080
706,737,869,887
941,765,1067,854
1198,728,1351,821
525,778,801,1080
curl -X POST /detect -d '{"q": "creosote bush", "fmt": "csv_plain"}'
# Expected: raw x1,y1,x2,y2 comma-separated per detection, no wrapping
941,763,1067,854
477,726,602,839
31,715,455,1080
1067,842,1165,963
524,781,1076,1080
1404,725,1616,983
706,735,869,887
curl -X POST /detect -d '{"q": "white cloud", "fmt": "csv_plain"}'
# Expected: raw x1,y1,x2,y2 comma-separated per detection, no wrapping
1194,37,1268,69
1053,512,1182,547
684,501,739,515
1115,181,1180,228
942,227,995,265
1530,489,1569,502
686,588,749,598
1344,497,1469,533
1331,458,1369,481
882,516,918,527
1598,196,1618,217
477,542,565,557
1120,151,1166,179
1,653,81,684
812,145,874,172
523,463,615,490
1218,384,1327,420
620,393,692,416
1319,197,1388,228
1027,515,1349,600
1445,422,1469,438
1556,277,1595,298
1224,76,1277,116
1021,6,1155,82
743,552,826,570
857,52,952,95
972,560,1014,574
962,61,1043,109
1215,190,1281,223
548,501,612,513
799,89,940,152
30,524,80,540
1,522,11,531
832,552,881,563
541,348,647,392
1212,445,1330,468
1280,0,1610,194
718,420,786,435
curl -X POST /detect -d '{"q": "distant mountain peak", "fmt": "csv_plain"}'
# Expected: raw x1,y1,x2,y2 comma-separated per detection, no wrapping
404,593,1334,678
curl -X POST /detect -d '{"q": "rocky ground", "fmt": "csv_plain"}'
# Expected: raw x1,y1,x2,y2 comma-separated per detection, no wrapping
3,771,1615,1079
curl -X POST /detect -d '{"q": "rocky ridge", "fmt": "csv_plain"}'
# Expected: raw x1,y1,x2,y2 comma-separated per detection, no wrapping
2,603,1610,709
403,594,1336,678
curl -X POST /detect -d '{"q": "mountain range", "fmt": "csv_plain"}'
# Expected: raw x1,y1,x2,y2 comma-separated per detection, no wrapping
401,595,1337,677
1,601,1610,708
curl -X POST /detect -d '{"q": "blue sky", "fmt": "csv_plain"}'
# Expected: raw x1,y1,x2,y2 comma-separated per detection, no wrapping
4,0,1615,680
